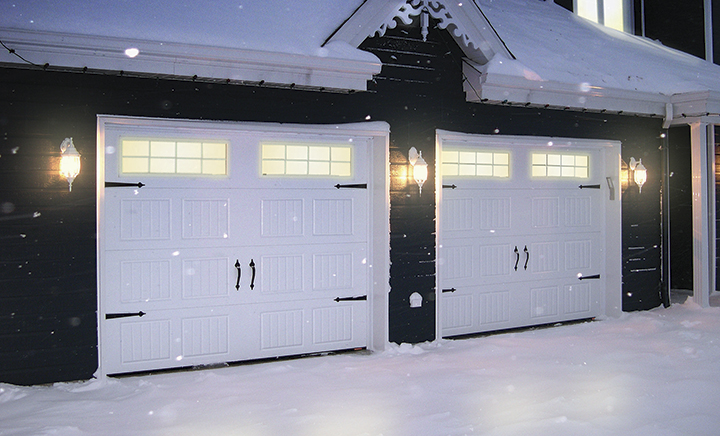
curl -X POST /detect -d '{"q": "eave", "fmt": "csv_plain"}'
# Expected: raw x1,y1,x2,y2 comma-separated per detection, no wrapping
464,59,720,126
0,28,382,92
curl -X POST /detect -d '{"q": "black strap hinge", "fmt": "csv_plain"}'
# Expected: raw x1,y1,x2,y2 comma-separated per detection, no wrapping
442,288,457,293
106,181,146,188
578,274,601,280
334,183,367,189
578,184,601,189
106,311,146,319
334,295,367,302
442,184,457,189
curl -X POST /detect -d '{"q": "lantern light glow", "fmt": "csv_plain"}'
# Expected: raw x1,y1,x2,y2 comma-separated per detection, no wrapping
628,157,647,193
60,138,81,192
408,147,428,195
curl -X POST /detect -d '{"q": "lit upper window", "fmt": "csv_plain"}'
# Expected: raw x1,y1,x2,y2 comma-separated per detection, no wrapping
441,149,510,178
575,0,629,33
121,139,227,175
261,143,352,177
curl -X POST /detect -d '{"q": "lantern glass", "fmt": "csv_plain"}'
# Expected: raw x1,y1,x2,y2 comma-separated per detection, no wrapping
60,138,81,191
634,160,647,193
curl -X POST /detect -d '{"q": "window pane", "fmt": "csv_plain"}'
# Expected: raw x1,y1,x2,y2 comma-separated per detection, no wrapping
532,166,547,177
262,160,285,175
123,157,149,173
331,162,351,176
532,154,546,165
151,141,176,158
331,147,352,162
177,142,202,158
123,140,149,156
577,0,598,22
309,161,330,175
476,165,493,176
459,164,476,176
262,144,285,159
442,150,459,163
459,151,475,164
286,161,308,175
309,146,330,161
177,159,202,174
442,163,459,176
562,155,575,166
150,158,176,173
604,0,624,31
494,166,509,178
203,160,227,175
203,143,226,159
286,145,308,160
476,152,493,164
493,153,509,165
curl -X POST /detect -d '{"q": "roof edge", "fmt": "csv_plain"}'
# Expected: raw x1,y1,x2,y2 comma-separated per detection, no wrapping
0,28,382,91
463,60,671,117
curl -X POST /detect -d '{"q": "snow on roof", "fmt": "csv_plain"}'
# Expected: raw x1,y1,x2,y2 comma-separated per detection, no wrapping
0,0,380,91
1,0,719,118
480,0,719,95
468,0,720,118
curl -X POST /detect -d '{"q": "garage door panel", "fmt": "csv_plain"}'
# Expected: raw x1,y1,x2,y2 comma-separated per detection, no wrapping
104,189,235,251
100,119,379,375
240,300,367,359
238,243,368,304
439,135,612,338
252,189,368,245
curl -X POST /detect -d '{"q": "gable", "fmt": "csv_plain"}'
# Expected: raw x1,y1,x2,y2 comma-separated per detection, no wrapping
326,0,512,64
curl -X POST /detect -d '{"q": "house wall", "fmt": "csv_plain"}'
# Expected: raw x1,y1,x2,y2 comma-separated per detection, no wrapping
0,17,665,385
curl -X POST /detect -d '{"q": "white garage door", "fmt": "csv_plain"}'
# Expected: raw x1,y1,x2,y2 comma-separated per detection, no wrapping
98,117,389,376
437,131,621,337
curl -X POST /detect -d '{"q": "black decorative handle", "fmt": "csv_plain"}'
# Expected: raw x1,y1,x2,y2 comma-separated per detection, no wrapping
523,245,529,270
234,259,241,290
249,259,256,290
105,181,145,188
106,311,146,319
514,246,519,271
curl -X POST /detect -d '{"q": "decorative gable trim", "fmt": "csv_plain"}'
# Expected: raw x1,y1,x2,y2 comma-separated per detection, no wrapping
326,0,511,64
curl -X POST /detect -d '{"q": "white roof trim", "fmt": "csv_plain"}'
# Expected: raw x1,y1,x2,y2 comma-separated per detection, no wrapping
0,28,381,91
464,59,720,123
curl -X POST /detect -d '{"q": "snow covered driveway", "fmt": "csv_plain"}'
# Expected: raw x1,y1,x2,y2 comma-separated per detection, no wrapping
2,300,720,436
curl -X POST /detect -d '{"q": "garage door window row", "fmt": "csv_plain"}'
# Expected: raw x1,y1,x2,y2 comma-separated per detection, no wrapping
441,148,590,179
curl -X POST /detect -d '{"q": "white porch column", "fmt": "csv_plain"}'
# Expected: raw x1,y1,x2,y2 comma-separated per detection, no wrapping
690,122,716,307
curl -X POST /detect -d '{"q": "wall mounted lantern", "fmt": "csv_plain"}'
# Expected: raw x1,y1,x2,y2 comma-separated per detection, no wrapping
60,137,81,192
408,147,428,195
628,157,647,193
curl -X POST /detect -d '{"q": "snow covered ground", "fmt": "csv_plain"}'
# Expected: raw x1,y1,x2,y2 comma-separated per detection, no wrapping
3,299,720,436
